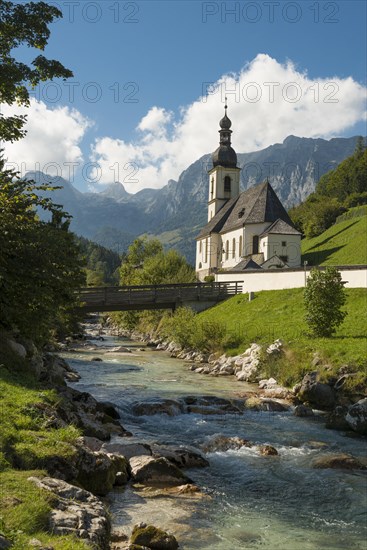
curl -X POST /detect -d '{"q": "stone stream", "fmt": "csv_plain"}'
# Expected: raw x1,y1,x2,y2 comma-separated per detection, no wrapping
63,333,367,550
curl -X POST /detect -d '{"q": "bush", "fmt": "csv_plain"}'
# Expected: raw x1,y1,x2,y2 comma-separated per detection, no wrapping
304,267,347,337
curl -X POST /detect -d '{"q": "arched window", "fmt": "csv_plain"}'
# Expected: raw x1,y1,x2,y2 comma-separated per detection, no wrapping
225,240,229,260
210,177,214,198
199,240,202,254
232,238,236,258
253,235,259,254
205,239,208,263
239,235,243,257
224,176,231,192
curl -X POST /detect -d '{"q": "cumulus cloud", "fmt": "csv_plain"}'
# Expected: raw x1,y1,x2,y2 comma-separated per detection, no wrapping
2,99,91,178
91,54,366,193
3,55,366,192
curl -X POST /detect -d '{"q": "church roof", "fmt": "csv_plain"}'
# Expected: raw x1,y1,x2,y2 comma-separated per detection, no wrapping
196,198,237,239
197,180,295,239
232,258,263,271
260,218,301,236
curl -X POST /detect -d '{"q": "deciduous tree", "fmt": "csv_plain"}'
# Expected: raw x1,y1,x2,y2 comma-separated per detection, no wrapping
0,0,72,142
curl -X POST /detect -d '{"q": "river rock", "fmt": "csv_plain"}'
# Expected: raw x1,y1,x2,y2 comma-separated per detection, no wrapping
28,476,110,549
91,357,103,361
345,398,367,435
56,386,130,440
298,372,336,410
258,398,290,412
325,406,350,430
258,444,278,456
129,456,191,487
107,346,131,353
201,435,252,453
294,404,314,417
152,446,209,468
7,339,27,359
101,442,152,459
75,448,130,495
183,395,244,415
132,399,184,417
0,536,12,549
98,401,121,419
130,523,179,550
78,436,104,452
312,453,367,471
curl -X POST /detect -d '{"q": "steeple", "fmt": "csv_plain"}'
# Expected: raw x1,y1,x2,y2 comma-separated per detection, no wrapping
212,98,238,168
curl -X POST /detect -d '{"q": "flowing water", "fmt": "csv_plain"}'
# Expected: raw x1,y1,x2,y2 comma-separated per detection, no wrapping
63,334,367,550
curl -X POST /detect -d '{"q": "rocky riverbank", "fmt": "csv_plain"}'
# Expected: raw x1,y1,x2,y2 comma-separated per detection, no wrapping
0,333,187,550
109,326,367,437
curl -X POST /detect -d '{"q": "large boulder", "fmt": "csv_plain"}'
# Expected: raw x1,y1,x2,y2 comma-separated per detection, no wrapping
130,523,178,550
325,406,350,431
298,372,336,410
183,395,244,415
101,442,152,459
131,399,184,417
152,446,209,469
75,448,130,495
129,456,191,487
312,453,366,471
28,476,110,549
345,398,367,435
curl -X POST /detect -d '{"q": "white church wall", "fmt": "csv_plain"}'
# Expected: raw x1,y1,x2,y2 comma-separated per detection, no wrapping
260,234,301,267
243,223,270,256
219,228,244,269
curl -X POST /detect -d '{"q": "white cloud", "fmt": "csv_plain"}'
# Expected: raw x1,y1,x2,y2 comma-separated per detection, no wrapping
3,55,366,192
2,99,91,178
91,54,366,193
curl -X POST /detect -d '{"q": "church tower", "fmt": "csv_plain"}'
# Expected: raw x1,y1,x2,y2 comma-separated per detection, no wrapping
207,100,241,221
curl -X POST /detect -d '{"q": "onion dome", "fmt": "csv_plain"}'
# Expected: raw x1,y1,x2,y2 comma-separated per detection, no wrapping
212,100,237,168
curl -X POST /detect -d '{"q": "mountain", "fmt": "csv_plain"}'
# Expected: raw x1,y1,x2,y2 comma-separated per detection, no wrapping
27,135,362,264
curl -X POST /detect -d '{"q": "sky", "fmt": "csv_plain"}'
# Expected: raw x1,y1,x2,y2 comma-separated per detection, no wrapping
3,0,367,193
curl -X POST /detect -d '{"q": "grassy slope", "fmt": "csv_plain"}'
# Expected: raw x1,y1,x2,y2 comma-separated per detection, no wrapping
197,288,367,386
301,209,367,266
0,339,88,549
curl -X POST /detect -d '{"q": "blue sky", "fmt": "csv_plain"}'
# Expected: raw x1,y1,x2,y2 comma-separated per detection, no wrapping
5,0,367,192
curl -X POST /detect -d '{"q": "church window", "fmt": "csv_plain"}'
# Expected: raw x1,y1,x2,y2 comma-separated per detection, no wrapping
239,235,243,257
199,240,202,253
232,238,236,258
225,240,229,260
224,176,231,192
210,177,214,198
205,239,208,263
282,241,287,247
252,235,259,254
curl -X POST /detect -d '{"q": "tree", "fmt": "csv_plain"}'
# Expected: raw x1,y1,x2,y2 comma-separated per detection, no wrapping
0,156,85,342
304,267,347,337
0,0,72,142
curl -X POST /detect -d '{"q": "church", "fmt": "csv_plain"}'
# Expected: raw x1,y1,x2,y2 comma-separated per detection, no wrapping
195,104,302,280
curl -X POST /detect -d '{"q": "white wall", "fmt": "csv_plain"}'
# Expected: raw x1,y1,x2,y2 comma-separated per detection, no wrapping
216,266,367,291
220,227,244,269
260,233,301,267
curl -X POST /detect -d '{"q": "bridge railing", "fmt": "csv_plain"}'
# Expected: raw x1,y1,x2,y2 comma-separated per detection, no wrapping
77,281,242,309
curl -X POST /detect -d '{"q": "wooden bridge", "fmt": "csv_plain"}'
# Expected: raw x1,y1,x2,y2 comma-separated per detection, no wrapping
77,281,242,313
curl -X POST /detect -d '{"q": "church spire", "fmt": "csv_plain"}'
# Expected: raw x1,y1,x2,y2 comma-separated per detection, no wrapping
212,99,237,168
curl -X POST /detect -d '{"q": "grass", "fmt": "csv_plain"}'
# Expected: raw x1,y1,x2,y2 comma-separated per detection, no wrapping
301,208,367,266
197,288,367,388
0,337,87,549
0,471,89,549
